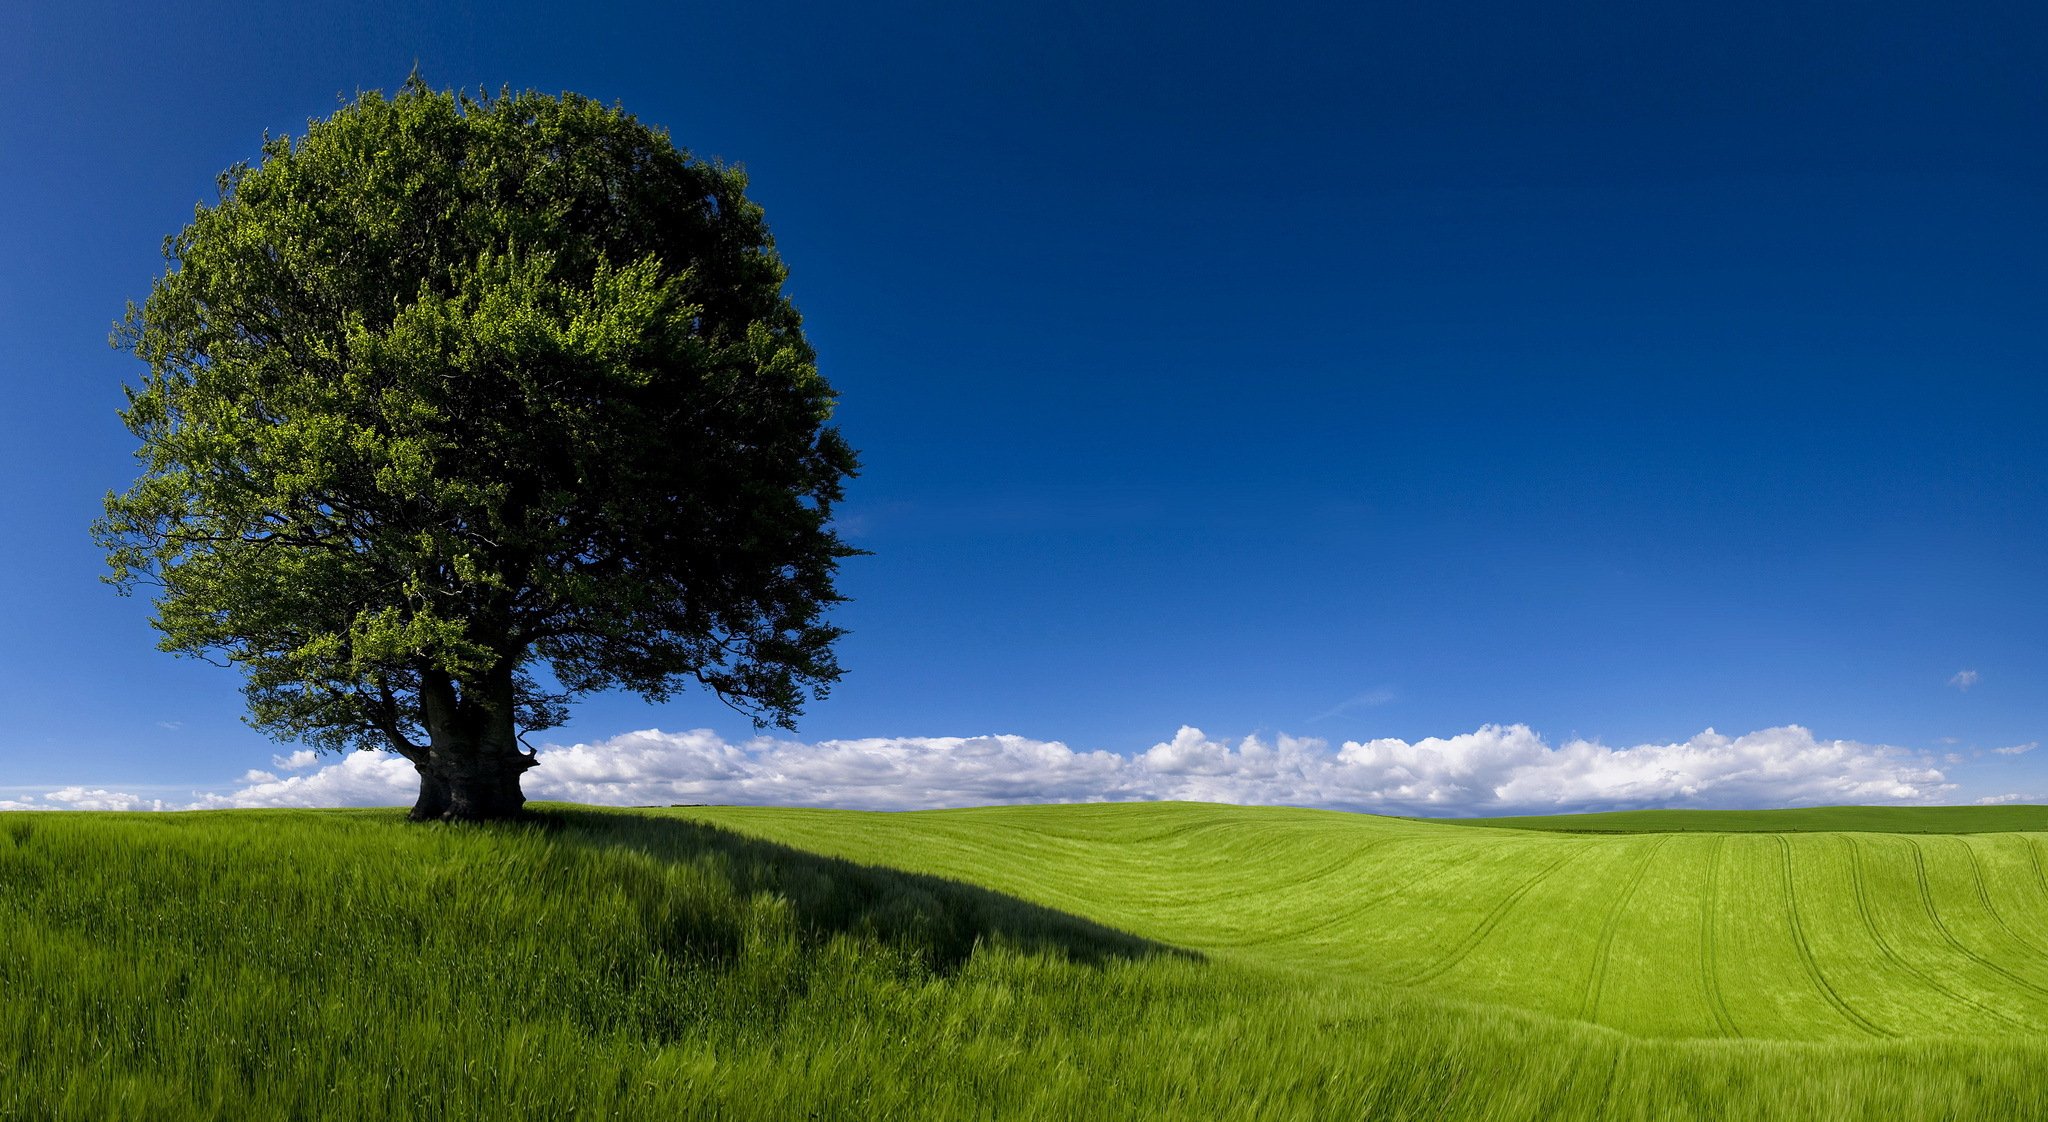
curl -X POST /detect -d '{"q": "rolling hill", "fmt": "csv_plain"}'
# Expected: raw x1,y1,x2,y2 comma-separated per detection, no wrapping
7,802,2048,1119
677,801,2048,1041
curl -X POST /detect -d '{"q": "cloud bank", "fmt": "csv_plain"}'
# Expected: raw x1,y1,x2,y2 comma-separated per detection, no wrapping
0,723,1960,816
0,787,175,812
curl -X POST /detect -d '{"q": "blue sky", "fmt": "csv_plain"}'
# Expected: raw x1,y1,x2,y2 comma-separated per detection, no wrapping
2,0,2044,811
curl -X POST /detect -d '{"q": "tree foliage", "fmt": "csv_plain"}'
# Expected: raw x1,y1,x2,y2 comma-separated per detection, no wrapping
98,79,858,815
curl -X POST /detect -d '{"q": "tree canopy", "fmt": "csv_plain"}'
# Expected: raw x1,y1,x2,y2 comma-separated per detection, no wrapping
98,79,859,819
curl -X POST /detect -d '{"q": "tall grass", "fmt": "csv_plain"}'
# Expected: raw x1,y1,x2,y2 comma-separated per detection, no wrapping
5,805,2048,1119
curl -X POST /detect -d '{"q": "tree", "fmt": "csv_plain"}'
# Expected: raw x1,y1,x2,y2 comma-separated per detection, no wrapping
98,79,859,821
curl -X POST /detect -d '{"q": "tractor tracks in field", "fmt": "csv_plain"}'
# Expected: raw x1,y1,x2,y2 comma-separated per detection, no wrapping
1234,862,1446,950
1171,838,1386,928
1905,838,2048,1003
1776,835,1889,1038
1842,836,2025,1032
1958,840,2048,961
1578,835,1669,1023
1190,838,1421,949
1403,845,1585,987
1214,836,1527,953
1699,835,1739,1037
1251,838,1397,901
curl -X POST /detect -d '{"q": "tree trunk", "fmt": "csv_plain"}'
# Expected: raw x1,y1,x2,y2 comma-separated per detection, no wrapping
409,750,535,822
408,766,451,821
408,662,536,822
441,751,533,820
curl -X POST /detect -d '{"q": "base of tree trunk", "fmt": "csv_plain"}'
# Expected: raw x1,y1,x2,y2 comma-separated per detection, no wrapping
408,756,533,822
408,769,451,821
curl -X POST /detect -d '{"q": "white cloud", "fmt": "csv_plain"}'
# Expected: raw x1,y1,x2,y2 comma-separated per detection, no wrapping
0,787,172,812
4,723,1982,816
531,728,1132,809
1993,742,2038,756
1951,669,1981,691
193,750,419,809
1975,793,2035,806
177,722,1956,816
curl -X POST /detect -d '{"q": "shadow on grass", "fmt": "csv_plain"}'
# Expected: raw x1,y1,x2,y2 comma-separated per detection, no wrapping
535,807,1199,974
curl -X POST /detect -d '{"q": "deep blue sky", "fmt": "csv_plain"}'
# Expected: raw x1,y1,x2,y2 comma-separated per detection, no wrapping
3,0,2045,801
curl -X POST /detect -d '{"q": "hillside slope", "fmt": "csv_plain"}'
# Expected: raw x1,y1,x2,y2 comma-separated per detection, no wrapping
1432,805,2048,834
679,801,2048,1040
9,804,2048,1119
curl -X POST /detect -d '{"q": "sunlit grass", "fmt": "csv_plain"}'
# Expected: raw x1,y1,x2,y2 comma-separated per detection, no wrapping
683,801,2048,1040
6,804,2048,1119
1430,804,2048,834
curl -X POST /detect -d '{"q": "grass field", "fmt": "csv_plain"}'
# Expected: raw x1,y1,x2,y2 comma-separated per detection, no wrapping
7,802,2048,1119
1428,804,2048,835
683,801,2048,1040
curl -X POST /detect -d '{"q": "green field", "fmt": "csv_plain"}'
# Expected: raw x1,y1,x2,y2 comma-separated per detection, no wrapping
689,801,2048,1040
7,802,2048,1119
1429,804,2048,835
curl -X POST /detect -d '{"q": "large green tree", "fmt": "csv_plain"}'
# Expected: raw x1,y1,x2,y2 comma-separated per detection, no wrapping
99,79,859,820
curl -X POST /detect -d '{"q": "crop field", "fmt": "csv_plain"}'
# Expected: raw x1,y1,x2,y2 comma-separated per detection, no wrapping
1428,804,2048,835
7,803,2048,1120
689,801,2048,1040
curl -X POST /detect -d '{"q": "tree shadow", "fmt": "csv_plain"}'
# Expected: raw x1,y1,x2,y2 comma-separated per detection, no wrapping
533,807,1200,974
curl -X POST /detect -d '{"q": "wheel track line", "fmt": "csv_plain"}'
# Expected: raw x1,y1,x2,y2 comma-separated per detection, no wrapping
1905,837,2048,1001
1053,829,1396,923
1198,850,1430,948
1578,835,1669,1023
2028,835,2048,899
1147,837,1390,916
1843,836,2024,1031
1247,837,1397,899
1958,838,2048,960
1776,835,1888,1037
1403,844,1584,986
867,817,1395,944
1699,835,1739,1037
1214,841,1494,950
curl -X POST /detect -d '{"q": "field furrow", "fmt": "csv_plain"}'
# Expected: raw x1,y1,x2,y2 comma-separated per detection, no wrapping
1905,838,2048,1003
1841,836,2024,1032
1580,835,1669,1022
1206,845,1460,951
1958,840,2048,962
1699,835,1740,1036
1776,835,1887,1037
1402,846,1585,986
